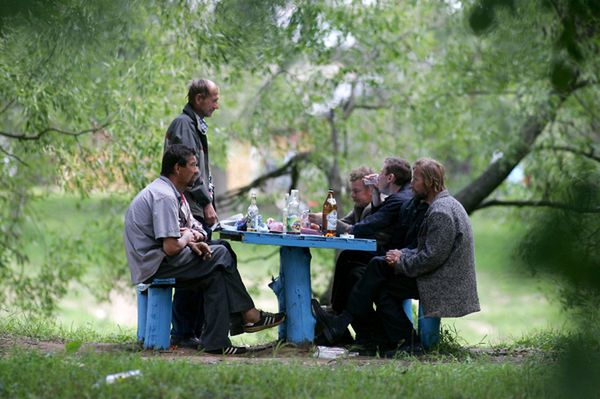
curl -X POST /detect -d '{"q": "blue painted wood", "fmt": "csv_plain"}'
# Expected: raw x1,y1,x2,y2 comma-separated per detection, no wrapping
403,299,441,349
268,275,287,340
136,278,176,349
144,286,173,350
280,246,315,344
219,231,376,251
136,286,148,343
150,277,176,286
219,230,375,345
418,305,441,350
402,299,413,324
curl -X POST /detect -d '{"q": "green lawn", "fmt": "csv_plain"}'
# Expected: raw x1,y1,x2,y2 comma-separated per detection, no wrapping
0,347,559,399
17,195,570,346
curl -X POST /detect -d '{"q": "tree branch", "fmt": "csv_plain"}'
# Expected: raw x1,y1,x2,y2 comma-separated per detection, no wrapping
535,144,600,163
0,121,111,141
0,145,28,166
215,151,312,209
474,199,600,213
352,103,391,111
244,248,278,263
0,100,15,115
455,80,590,213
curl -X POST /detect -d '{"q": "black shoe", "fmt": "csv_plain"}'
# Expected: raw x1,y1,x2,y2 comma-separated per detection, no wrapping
203,346,248,355
170,336,201,349
230,324,244,336
243,310,286,333
312,305,349,345
311,299,333,336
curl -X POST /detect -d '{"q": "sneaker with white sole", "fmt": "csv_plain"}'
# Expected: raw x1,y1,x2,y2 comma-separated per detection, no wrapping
243,310,286,333
203,346,248,355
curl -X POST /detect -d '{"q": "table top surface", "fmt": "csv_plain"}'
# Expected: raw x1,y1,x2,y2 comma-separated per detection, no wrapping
218,230,377,251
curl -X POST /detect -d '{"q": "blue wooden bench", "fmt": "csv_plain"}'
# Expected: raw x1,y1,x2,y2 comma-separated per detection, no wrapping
136,278,176,350
402,299,441,350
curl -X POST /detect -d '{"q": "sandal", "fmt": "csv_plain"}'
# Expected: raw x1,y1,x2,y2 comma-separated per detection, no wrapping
243,310,285,333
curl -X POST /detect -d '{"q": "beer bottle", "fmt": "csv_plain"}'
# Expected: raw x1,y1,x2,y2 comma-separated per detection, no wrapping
322,188,337,237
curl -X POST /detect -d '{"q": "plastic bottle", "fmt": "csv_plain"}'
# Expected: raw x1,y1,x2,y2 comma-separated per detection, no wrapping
322,188,337,237
301,209,310,229
105,370,142,384
287,189,301,234
282,193,289,235
246,191,259,232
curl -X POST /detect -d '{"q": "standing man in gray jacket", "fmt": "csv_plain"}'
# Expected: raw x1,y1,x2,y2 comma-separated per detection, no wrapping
164,79,221,347
165,79,219,229
314,158,480,355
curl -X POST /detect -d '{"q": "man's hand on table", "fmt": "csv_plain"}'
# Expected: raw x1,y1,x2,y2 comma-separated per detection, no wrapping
308,212,323,226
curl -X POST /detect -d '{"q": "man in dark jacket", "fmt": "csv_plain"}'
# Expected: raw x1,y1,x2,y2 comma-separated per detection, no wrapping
164,79,219,229
317,157,414,346
163,79,221,347
314,158,480,355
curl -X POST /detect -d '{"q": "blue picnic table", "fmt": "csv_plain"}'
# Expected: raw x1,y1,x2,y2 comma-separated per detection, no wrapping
218,230,377,345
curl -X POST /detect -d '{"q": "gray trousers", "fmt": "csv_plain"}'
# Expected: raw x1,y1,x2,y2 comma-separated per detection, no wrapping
152,244,254,350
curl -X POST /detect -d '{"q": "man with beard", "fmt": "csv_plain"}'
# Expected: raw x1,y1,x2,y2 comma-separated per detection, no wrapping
313,158,413,346
124,145,284,354
313,158,480,355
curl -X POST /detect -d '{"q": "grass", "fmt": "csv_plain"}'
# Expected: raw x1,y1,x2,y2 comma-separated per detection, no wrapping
0,315,569,398
0,314,564,399
0,195,585,398
0,349,557,399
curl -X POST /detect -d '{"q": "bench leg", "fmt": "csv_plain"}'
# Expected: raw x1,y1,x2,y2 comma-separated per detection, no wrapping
143,286,173,350
402,299,413,324
418,305,441,350
136,287,149,343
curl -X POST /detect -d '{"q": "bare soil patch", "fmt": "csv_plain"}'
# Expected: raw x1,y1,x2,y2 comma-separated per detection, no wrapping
0,333,542,365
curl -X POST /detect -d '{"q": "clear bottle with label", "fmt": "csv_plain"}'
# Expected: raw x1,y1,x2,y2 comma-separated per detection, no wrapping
282,193,289,234
322,188,337,237
246,191,259,232
287,189,301,234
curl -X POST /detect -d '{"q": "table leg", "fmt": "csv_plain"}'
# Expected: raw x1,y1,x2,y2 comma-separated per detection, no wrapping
279,246,316,344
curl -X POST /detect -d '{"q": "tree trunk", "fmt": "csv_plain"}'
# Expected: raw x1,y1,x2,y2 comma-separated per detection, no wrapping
456,93,567,214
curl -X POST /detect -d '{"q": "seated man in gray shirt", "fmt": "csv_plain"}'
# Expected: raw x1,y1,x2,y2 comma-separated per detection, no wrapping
124,144,284,355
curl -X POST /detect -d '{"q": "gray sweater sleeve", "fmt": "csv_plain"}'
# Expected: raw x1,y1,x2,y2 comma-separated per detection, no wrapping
396,211,455,278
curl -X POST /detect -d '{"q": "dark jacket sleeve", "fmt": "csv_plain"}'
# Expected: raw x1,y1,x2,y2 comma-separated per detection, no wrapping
165,117,212,207
349,194,405,238
336,210,357,234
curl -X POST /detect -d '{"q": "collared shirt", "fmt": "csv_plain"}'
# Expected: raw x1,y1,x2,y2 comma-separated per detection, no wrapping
124,175,210,284
195,113,208,136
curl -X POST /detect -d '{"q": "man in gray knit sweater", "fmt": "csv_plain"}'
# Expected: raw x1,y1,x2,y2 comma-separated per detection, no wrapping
314,158,480,354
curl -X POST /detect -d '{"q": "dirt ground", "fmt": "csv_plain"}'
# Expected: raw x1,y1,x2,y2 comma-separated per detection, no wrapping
0,333,541,365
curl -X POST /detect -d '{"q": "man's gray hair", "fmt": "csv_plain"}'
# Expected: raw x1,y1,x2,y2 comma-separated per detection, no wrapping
187,79,216,104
